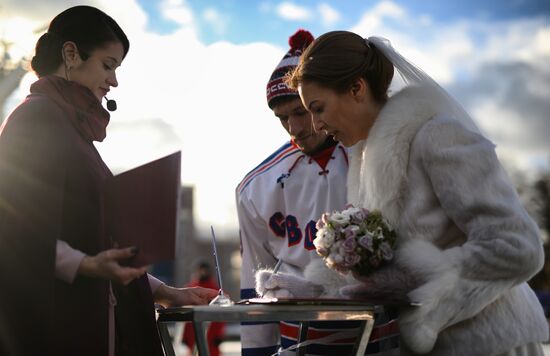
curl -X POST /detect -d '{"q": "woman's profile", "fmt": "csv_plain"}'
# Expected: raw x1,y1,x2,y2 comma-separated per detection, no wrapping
287,30,548,356
0,6,216,356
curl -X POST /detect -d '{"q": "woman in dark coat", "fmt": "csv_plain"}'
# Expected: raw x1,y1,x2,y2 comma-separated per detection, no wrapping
0,6,217,356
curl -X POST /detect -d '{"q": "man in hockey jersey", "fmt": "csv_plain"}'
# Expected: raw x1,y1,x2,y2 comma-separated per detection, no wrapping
236,29,399,356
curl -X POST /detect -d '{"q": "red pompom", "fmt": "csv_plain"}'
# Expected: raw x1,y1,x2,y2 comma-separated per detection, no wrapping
288,29,314,50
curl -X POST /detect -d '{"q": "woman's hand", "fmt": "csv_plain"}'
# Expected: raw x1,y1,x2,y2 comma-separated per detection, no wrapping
341,265,420,302
78,246,147,285
153,285,219,308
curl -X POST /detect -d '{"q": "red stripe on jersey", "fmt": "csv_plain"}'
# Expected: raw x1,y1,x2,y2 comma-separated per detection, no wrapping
279,323,356,344
237,145,298,193
280,319,399,344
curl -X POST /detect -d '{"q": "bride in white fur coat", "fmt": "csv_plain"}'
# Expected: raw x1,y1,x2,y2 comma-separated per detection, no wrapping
277,31,549,356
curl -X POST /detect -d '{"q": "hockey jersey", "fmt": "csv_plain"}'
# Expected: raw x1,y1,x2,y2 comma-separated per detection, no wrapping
237,141,399,355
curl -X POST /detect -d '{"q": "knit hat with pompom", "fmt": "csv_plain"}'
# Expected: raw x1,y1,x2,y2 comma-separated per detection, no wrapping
266,29,314,108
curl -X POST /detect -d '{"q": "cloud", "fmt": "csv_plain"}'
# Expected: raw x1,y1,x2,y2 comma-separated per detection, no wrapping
95,2,289,239
351,0,550,173
275,2,312,21
202,7,228,35
450,60,550,171
159,0,194,27
272,1,341,26
3,0,549,237
97,118,183,174
3,0,289,239
318,3,341,27
352,0,406,33
0,0,98,21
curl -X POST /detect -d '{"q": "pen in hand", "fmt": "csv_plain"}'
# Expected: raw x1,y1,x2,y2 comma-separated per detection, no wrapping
272,259,283,274
261,259,283,298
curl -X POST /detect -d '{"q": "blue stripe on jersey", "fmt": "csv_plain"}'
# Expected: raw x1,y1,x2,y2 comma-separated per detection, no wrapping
241,288,258,299
241,142,292,180
236,142,300,194
242,345,279,356
242,321,279,326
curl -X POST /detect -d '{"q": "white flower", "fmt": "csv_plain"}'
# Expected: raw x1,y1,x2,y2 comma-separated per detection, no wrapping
341,206,361,219
314,227,335,248
375,227,384,240
315,207,396,277
328,212,350,227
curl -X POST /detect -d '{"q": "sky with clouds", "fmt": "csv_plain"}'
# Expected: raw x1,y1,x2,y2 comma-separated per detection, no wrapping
1,0,549,239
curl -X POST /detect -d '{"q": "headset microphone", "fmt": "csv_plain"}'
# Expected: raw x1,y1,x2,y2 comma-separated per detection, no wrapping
105,96,117,112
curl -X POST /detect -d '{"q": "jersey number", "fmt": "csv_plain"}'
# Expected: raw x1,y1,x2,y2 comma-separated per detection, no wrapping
269,212,317,250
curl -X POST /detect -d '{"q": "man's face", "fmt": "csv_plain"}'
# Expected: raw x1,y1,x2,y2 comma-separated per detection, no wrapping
272,97,331,155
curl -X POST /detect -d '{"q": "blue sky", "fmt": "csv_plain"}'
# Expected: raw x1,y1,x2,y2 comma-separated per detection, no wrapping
137,0,550,45
1,0,549,238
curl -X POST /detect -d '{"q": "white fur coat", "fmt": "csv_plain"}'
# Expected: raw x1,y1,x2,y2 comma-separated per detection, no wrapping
256,85,547,355
344,85,548,355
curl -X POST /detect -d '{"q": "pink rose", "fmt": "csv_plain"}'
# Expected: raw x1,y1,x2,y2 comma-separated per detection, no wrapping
316,247,329,257
343,252,361,267
358,233,374,252
342,237,357,252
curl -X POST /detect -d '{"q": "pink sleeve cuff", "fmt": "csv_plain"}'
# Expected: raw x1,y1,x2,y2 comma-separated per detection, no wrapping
55,240,86,284
147,274,165,293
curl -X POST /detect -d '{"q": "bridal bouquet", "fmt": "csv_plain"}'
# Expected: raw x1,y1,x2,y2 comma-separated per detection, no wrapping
314,205,397,276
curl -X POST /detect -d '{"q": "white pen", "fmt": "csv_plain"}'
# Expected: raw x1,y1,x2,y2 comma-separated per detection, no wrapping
260,259,283,298
210,225,224,292
272,259,283,274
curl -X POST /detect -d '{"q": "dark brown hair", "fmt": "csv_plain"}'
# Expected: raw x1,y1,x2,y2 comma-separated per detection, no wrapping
287,30,394,104
31,5,129,77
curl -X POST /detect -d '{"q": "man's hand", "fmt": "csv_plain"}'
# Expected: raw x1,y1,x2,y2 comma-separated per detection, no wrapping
78,246,147,285
153,285,219,308
255,270,324,298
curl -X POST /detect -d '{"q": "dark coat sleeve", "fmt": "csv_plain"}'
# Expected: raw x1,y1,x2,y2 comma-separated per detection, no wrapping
0,97,68,355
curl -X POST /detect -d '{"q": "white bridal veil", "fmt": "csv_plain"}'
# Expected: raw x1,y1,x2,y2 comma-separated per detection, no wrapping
367,36,482,135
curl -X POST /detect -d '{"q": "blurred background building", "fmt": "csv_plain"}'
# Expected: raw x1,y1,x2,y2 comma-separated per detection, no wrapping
151,186,241,298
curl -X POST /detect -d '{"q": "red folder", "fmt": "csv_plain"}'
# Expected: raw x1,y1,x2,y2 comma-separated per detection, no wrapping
103,151,181,267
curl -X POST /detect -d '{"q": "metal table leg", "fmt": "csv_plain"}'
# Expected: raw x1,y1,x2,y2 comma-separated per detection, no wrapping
351,318,375,356
157,322,176,356
296,321,309,356
193,321,209,355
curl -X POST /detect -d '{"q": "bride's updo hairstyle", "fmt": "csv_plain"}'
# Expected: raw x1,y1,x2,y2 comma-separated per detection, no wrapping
31,5,129,77
287,30,394,105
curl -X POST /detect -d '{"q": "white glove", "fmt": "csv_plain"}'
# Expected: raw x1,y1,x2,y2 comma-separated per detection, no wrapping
255,270,324,298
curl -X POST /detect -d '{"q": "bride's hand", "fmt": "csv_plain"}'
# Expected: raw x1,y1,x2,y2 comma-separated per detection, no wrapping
341,265,420,302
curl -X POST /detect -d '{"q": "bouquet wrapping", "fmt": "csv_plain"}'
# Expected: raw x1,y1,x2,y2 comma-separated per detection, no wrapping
314,205,397,276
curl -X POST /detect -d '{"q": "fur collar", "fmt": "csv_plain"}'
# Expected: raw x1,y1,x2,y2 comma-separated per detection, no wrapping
347,85,448,226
